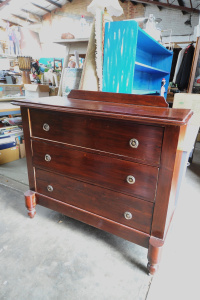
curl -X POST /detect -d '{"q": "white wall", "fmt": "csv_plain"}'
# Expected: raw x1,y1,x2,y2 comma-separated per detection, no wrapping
145,5,199,45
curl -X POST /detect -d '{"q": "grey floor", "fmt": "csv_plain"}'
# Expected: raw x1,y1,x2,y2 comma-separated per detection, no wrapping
0,144,200,300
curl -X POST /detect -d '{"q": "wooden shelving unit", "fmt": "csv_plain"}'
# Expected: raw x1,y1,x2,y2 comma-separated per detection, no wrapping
53,38,89,96
103,20,173,99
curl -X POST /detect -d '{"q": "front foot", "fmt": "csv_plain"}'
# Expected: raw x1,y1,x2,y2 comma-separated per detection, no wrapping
147,237,164,275
24,190,36,218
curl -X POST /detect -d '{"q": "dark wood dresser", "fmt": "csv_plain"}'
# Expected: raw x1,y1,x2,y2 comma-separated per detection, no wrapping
12,90,193,275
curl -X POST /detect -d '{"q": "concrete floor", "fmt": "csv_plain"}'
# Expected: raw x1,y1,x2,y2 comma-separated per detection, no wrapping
0,144,199,300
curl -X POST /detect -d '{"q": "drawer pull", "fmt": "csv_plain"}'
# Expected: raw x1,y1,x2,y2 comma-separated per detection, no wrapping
126,175,135,184
47,185,53,192
129,138,139,148
43,123,50,131
124,212,132,220
45,154,51,162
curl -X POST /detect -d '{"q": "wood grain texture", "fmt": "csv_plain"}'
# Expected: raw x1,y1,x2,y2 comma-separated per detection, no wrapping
20,107,35,190
30,109,163,166
35,168,154,234
147,236,164,275
36,193,150,248
12,94,193,126
32,140,159,202
151,126,181,239
15,91,193,275
68,90,169,107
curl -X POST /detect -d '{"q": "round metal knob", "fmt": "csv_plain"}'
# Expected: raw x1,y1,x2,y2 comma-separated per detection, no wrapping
47,185,53,192
45,154,51,162
124,212,132,220
129,138,139,148
43,123,50,131
126,175,135,184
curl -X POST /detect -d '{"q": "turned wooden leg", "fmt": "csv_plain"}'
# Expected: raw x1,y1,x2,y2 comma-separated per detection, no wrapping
147,237,164,275
24,190,36,218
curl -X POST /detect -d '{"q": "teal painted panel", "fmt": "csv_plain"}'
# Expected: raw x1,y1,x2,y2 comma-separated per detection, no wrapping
102,20,173,99
103,21,138,93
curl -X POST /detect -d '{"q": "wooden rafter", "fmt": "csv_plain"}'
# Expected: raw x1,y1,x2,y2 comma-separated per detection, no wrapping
12,14,36,24
157,0,163,10
132,0,200,14
0,0,11,8
45,0,62,8
31,2,51,13
21,9,42,20
177,0,187,14
2,18,22,27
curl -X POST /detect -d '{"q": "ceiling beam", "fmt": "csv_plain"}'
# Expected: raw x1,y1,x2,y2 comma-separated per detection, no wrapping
132,0,200,14
2,18,22,27
44,0,62,8
31,3,51,13
0,0,11,8
12,14,36,24
177,0,187,14
21,9,42,20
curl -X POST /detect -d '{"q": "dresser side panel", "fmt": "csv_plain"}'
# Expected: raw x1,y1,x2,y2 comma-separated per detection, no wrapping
151,125,181,239
21,107,35,190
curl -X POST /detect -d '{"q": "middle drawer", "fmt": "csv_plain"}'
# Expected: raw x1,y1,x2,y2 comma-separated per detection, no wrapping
32,140,158,202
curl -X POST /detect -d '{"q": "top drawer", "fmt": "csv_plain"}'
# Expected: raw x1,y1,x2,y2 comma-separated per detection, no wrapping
30,109,163,166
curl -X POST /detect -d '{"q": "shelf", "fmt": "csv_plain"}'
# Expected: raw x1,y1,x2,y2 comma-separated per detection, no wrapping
135,62,170,75
0,84,23,87
53,38,89,46
0,54,18,59
132,89,160,95
137,27,172,56
0,97,25,102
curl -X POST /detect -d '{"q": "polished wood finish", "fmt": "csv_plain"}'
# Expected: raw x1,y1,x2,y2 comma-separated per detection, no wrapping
32,140,159,201
30,109,163,166
68,90,169,107
12,90,192,275
147,237,164,275
36,193,150,247
35,168,154,234
12,95,193,126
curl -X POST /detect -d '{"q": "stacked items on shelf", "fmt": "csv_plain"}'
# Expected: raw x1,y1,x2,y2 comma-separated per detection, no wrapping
0,84,25,101
0,120,25,165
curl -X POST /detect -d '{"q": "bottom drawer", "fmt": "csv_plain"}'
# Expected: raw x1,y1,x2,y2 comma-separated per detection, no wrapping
35,169,154,234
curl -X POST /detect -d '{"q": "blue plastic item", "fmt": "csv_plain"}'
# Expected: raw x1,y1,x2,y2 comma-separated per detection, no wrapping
102,20,173,99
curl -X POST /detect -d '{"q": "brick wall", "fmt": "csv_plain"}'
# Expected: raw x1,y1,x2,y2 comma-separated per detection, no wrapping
144,5,199,43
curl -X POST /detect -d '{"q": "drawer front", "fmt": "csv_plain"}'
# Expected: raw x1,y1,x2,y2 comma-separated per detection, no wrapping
35,168,154,234
32,140,158,202
30,109,163,166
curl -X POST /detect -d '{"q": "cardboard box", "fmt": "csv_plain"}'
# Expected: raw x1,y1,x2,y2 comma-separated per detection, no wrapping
19,143,26,158
0,146,19,165
49,86,58,96
24,84,49,99
197,132,200,142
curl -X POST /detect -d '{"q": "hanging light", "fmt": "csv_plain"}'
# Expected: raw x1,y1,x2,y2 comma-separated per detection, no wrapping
87,0,124,17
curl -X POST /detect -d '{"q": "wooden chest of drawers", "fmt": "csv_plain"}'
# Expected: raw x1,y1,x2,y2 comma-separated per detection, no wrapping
12,90,192,275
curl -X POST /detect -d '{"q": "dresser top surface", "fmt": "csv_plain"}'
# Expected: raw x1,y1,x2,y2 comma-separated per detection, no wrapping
12,91,193,126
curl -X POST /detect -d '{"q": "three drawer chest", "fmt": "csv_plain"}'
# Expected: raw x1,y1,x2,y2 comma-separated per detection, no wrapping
12,90,193,275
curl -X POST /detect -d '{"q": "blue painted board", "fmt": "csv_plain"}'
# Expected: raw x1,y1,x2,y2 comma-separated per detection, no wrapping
103,20,173,99
103,21,138,93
